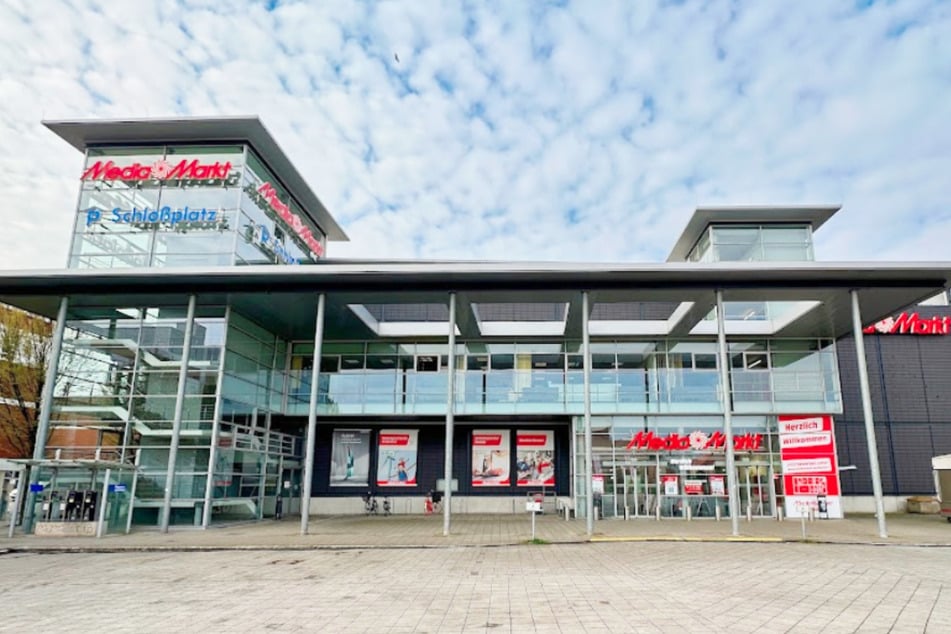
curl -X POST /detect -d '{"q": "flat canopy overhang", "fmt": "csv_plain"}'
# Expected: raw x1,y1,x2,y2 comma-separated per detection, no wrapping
0,261,948,341
42,116,348,242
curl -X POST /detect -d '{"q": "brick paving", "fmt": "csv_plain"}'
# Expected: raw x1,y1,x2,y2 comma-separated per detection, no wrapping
2,511,950,552
2,540,950,632
1,513,950,632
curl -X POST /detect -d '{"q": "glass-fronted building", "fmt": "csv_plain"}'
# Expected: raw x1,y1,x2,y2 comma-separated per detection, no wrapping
3,117,950,535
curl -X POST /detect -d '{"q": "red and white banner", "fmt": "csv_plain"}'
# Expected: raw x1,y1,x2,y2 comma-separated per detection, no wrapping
376,429,418,486
516,430,555,486
779,414,842,518
684,479,704,495
661,474,679,496
472,430,510,486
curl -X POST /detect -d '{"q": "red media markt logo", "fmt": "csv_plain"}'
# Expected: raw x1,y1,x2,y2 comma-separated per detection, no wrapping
625,430,763,452
81,158,233,182
863,312,950,336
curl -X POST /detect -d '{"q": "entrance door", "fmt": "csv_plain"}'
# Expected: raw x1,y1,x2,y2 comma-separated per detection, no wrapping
736,463,775,518
628,461,658,518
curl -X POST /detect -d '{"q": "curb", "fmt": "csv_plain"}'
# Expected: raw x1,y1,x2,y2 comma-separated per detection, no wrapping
4,536,951,553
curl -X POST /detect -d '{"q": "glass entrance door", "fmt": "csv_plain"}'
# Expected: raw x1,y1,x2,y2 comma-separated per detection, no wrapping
736,463,775,518
629,460,658,518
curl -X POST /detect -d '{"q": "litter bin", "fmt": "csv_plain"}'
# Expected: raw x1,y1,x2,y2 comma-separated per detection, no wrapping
931,454,951,523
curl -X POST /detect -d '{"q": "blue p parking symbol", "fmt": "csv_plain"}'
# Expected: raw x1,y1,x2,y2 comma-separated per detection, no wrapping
86,208,102,225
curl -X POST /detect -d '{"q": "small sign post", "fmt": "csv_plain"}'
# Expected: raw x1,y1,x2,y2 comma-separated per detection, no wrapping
526,493,543,540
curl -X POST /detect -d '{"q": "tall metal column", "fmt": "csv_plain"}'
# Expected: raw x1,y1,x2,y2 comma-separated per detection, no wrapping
850,289,888,538
715,290,740,536
160,295,197,533
24,296,69,529
201,306,231,528
443,292,457,536
582,292,594,536
300,294,326,535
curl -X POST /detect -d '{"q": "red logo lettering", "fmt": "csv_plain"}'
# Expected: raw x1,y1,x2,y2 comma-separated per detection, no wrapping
864,312,950,336
81,159,233,182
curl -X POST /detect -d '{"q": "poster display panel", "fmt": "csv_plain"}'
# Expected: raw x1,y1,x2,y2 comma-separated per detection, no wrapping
376,429,418,486
472,430,511,486
661,474,679,496
330,429,370,487
516,430,555,486
779,415,842,518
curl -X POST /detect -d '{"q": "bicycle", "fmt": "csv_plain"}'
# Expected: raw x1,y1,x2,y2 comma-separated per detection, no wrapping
363,492,378,515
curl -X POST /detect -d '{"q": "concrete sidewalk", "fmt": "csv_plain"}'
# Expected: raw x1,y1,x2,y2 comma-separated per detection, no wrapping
2,512,950,552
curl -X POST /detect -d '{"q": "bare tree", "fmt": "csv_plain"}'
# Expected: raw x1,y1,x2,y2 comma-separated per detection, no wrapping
0,304,53,459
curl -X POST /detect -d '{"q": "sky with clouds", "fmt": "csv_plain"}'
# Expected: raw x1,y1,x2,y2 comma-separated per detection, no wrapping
0,0,948,269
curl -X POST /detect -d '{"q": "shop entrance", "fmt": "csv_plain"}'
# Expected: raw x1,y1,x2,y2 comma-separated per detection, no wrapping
650,455,776,519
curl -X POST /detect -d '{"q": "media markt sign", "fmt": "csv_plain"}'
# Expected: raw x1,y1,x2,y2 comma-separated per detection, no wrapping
863,312,951,336
81,158,234,183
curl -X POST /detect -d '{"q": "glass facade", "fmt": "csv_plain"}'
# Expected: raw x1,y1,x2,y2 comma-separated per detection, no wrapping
30,121,866,527
574,415,782,520
69,145,326,269
47,303,297,526
688,224,814,263
282,338,840,417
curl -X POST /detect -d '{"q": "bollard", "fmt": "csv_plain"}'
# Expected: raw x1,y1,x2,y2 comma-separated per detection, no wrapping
801,513,807,539
746,504,752,523
715,504,722,522
655,502,661,521
685,503,692,521
777,506,784,522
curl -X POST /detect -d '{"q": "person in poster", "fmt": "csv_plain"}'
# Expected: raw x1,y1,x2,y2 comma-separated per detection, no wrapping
472,430,510,486
376,430,418,486
516,430,555,486
330,429,370,486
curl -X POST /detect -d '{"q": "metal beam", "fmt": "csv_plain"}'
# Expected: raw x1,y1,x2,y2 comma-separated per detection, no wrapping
582,291,594,536
160,294,197,533
300,293,325,535
443,292,457,536
24,296,69,530
201,305,231,529
850,289,888,539
716,290,740,536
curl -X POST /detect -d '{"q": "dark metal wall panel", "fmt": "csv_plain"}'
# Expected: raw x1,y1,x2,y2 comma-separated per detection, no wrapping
836,305,951,495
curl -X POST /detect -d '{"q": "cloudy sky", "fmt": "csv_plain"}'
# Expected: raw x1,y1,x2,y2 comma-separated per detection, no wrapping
0,0,948,269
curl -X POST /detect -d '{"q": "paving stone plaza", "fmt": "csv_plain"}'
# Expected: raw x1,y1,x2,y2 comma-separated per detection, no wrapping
2,514,950,632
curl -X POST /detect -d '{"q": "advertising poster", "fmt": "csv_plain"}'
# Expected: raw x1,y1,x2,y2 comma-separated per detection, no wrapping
709,474,726,496
661,474,679,496
684,479,704,495
376,429,418,487
330,429,370,487
778,415,843,518
472,430,510,486
592,474,605,495
516,430,555,486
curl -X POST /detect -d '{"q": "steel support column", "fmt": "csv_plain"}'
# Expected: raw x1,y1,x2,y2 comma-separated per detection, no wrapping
582,291,594,536
850,289,888,538
160,294,197,533
443,292,457,536
201,306,231,529
715,290,740,536
24,296,69,530
300,294,326,535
